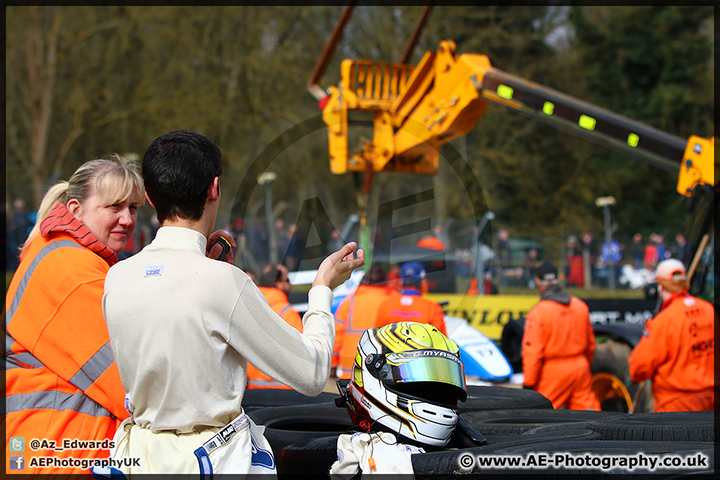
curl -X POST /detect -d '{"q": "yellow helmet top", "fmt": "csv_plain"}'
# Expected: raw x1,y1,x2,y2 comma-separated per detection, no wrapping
373,321,460,355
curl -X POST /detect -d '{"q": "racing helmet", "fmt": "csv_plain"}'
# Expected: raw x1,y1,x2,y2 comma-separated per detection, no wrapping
655,258,688,294
344,322,467,447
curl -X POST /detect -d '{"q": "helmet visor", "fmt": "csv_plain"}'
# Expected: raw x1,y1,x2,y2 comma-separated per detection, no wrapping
381,349,467,402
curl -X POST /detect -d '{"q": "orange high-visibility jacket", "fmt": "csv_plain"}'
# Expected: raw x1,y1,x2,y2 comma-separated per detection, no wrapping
522,291,599,410
332,285,400,378
375,288,447,335
629,292,716,412
246,287,303,389
4,203,129,475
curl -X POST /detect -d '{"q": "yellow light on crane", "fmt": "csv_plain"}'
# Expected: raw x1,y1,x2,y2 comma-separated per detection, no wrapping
627,133,640,147
497,84,514,100
543,101,555,115
579,115,596,131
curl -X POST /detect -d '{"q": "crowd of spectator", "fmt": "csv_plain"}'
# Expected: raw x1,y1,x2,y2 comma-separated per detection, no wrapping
5,199,695,293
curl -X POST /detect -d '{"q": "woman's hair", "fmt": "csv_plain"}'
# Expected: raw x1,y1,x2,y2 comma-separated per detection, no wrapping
21,155,144,256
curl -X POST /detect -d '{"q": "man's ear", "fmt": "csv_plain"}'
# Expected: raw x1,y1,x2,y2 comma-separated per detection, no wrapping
67,198,82,218
145,192,156,209
208,177,220,202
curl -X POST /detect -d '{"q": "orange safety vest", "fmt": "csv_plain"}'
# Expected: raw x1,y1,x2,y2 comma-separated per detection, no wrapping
629,292,716,412
4,203,128,475
375,288,447,335
522,294,599,410
246,287,303,389
333,285,400,378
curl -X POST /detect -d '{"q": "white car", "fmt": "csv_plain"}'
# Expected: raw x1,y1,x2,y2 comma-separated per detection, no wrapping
288,269,516,384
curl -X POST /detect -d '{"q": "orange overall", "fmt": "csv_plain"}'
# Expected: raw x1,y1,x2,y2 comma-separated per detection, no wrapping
4,203,128,475
522,291,600,410
629,292,716,412
332,285,400,378
246,287,303,389
375,288,447,335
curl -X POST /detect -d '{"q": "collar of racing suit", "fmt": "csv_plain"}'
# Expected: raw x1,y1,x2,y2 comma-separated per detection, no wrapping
39,202,118,266
540,284,571,306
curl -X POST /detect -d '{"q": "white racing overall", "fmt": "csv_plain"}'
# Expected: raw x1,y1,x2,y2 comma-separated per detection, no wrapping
102,410,275,476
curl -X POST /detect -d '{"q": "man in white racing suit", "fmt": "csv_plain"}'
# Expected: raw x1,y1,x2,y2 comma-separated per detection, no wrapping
102,130,363,475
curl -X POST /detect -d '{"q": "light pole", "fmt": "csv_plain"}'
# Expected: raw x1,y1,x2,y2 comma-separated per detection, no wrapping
595,196,617,291
258,172,278,264
473,211,495,295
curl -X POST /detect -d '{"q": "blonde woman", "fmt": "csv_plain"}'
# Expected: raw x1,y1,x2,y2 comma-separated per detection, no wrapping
4,157,144,475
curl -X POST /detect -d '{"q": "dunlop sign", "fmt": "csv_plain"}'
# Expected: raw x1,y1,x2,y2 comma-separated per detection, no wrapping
427,294,537,340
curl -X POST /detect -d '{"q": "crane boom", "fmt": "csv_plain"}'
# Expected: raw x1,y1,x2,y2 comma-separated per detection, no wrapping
320,39,715,198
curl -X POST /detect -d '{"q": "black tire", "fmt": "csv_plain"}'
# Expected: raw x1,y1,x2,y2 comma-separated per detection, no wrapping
461,385,552,412
462,408,623,435
277,435,340,478
279,429,602,479
592,337,653,413
248,403,354,457
242,389,339,411
522,422,603,436
250,386,550,456
411,429,602,479
587,411,717,442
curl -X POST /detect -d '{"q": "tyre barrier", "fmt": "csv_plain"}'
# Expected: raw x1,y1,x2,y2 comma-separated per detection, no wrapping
243,384,551,412
412,429,604,479
247,402,354,457
241,389,339,412
277,415,715,478
247,386,552,455
279,428,603,478
461,385,552,412
461,408,625,435
587,411,717,442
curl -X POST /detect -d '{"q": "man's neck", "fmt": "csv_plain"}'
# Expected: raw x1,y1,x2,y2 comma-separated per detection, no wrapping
161,217,213,238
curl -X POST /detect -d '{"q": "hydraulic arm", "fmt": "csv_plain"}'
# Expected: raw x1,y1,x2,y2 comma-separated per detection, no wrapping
320,39,715,198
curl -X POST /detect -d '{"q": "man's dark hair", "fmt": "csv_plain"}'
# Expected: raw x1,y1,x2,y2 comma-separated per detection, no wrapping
259,265,286,288
142,130,223,223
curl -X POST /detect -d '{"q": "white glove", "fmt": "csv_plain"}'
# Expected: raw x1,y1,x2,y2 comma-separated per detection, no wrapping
329,432,424,478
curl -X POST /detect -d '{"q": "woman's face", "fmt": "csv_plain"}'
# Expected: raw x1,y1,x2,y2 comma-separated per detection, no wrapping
69,190,140,253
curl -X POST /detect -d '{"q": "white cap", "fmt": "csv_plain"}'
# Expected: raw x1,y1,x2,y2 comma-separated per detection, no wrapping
656,258,686,281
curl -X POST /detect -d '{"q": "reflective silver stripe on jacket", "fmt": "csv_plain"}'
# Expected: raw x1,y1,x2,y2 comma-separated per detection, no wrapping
6,390,115,418
4,240,115,390
68,342,115,391
3,333,45,370
5,240,84,330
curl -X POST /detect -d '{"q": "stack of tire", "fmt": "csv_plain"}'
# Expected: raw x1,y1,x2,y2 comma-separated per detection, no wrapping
244,387,715,478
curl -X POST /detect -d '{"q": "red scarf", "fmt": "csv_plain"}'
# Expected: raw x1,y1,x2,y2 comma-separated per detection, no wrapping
40,203,118,266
